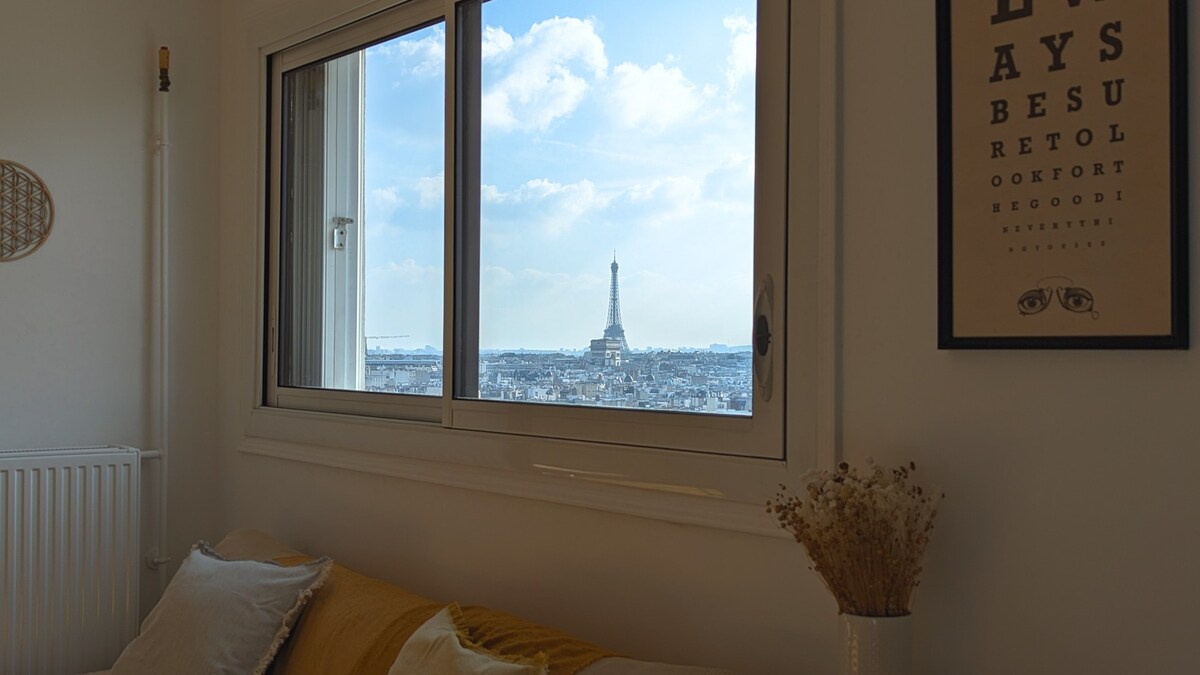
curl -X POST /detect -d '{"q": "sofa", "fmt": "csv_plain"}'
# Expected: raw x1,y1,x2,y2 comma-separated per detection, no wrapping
95,529,738,675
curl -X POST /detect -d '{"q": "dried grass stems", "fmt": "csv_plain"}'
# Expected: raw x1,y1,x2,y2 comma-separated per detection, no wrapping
767,460,943,617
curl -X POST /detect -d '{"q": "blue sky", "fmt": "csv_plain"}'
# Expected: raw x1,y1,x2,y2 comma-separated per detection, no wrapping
363,0,756,351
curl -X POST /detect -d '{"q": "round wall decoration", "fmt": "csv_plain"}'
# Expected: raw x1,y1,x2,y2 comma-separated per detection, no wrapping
0,160,55,262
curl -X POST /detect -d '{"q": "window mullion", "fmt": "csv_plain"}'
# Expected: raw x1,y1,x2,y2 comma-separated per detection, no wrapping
451,0,482,406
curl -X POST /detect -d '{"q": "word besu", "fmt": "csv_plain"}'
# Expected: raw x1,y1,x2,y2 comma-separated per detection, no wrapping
990,80,1124,124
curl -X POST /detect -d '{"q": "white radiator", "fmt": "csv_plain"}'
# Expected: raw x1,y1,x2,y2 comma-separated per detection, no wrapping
0,446,140,675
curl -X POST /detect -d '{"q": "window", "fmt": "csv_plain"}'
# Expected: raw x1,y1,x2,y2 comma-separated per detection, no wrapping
267,0,789,458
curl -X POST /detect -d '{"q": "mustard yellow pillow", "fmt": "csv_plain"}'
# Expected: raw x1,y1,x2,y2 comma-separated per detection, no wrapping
268,558,443,675
387,604,548,675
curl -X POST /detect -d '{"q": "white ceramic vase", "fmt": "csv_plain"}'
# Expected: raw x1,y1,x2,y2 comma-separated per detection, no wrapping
838,614,913,675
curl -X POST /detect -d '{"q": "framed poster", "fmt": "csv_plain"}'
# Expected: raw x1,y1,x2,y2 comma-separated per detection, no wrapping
937,0,1188,348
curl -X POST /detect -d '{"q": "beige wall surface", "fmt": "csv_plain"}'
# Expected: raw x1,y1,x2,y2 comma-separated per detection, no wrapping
0,0,223,613
210,1,1200,674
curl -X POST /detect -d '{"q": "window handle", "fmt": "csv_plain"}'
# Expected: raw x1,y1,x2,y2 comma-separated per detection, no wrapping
753,276,774,401
332,216,353,250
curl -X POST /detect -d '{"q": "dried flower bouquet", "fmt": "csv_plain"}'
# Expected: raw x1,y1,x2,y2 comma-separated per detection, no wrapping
767,460,942,617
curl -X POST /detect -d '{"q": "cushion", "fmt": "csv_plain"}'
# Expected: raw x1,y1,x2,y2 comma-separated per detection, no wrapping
110,543,331,675
209,531,716,675
267,556,445,675
387,604,547,674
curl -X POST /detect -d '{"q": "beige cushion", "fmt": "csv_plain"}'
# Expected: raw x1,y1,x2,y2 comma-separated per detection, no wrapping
110,543,331,675
387,604,548,675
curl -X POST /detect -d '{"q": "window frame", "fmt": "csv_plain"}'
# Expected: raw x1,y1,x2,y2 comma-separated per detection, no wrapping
266,0,447,423
447,0,788,457
259,0,832,474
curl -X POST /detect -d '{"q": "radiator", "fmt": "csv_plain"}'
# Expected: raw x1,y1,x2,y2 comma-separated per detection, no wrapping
0,446,140,675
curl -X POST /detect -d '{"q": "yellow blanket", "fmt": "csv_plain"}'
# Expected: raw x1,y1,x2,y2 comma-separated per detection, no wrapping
271,558,442,675
458,604,614,675
270,555,614,675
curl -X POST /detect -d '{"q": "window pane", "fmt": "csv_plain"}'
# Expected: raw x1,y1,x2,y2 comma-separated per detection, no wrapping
278,22,445,397
471,0,756,416
362,22,446,396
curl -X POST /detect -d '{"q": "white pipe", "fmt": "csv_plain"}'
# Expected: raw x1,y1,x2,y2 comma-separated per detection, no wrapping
147,47,172,577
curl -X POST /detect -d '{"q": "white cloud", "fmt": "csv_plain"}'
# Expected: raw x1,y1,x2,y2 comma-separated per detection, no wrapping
478,268,607,349
482,17,608,132
608,62,702,131
366,187,408,234
482,178,593,204
723,16,756,90
373,258,440,285
482,265,514,286
609,175,704,229
370,186,407,210
369,26,446,78
700,153,754,203
415,173,444,208
482,178,608,235
625,175,701,204
518,268,571,285
482,25,514,61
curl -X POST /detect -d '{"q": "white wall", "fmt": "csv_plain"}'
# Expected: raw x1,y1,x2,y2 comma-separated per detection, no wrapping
840,2,1200,673
216,1,1200,674
0,0,223,612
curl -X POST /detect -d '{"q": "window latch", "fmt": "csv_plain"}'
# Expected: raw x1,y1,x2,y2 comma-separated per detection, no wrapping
753,275,774,401
332,216,354,250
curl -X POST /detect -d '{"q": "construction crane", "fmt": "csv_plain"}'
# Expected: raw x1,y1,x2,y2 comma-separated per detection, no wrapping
366,335,410,340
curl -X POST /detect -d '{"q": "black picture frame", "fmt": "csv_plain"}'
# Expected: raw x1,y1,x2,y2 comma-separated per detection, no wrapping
937,0,1188,349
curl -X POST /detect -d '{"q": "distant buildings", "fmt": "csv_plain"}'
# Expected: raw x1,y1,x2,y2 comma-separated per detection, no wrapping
476,349,752,414
361,254,752,415
363,348,751,416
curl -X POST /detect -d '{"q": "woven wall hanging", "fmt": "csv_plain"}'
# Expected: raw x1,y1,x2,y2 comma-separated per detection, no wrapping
0,160,55,262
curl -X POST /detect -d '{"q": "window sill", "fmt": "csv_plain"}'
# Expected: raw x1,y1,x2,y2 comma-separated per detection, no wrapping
242,406,803,537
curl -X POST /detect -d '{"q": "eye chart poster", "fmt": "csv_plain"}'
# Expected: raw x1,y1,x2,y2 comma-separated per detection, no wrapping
937,0,1187,348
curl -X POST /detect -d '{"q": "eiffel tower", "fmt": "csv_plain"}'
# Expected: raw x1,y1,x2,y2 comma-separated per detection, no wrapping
588,253,628,364
602,252,628,351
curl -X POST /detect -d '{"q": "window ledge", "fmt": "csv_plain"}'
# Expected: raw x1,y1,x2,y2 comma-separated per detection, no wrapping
240,408,794,538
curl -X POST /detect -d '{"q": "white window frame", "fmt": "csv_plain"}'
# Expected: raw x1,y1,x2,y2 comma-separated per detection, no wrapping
321,53,366,392
267,0,446,423
446,0,787,457
250,0,838,532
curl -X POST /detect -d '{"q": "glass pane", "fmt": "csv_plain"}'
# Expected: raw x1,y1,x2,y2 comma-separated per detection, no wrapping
363,22,446,396
278,22,445,396
472,0,756,416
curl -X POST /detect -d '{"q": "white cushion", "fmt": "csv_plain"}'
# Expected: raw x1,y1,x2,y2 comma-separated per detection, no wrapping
387,604,548,675
110,543,331,675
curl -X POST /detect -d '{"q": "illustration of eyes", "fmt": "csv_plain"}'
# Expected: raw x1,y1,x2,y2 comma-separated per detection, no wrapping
1017,289,1051,315
1057,287,1094,313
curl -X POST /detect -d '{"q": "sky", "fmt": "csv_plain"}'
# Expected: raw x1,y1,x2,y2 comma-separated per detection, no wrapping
362,0,757,352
